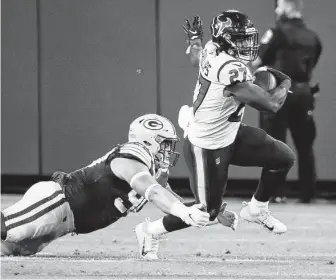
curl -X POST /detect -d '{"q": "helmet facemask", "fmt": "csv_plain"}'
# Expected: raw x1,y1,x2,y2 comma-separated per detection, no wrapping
225,31,259,61
211,12,260,62
153,135,180,169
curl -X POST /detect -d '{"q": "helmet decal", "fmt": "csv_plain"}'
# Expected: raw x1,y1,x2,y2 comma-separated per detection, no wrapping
212,17,232,38
143,119,164,130
128,114,180,168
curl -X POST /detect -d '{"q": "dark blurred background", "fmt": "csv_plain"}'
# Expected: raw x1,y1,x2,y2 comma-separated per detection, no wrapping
2,0,336,197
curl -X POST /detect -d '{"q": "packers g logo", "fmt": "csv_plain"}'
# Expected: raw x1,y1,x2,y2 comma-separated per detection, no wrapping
143,119,163,130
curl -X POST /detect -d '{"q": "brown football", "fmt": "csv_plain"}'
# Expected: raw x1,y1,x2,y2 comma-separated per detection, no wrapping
254,67,277,91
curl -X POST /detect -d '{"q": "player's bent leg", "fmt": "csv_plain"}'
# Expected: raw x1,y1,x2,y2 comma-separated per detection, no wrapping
241,138,295,234
254,137,296,202
1,181,75,254
232,126,295,234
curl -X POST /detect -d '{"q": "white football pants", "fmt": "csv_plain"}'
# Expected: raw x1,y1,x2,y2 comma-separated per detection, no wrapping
1,181,75,255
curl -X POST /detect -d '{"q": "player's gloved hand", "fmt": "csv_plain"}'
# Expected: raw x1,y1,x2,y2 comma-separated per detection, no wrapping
266,67,292,105
216,202,239,231
183,16,203,43
266,67,292,91
181,203,209,227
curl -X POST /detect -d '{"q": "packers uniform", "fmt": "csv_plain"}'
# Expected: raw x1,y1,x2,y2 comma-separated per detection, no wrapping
1,142,156,255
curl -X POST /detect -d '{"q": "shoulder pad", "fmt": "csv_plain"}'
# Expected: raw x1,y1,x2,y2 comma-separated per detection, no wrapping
204,41,219,55
217,60,253,86
118,142,154,170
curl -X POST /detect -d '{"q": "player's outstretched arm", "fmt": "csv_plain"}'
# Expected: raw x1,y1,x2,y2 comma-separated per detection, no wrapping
110,158,209,227
183,16,203,67
224,77,291,113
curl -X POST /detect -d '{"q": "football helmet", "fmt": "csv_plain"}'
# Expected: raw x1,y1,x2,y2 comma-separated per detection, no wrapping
128,114,180,168
210,10,259,61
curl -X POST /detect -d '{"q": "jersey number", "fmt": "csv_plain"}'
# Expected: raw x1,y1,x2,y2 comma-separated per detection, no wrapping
228,103,245,122
229,67,247,84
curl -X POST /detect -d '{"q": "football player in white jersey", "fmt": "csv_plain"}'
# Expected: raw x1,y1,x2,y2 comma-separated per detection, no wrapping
134,11,296,258
1,114,210,256
182,10,296,231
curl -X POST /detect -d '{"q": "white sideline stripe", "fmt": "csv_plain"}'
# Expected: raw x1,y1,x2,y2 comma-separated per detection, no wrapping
1,257,293,263
173,238,336,244
5,193,65,227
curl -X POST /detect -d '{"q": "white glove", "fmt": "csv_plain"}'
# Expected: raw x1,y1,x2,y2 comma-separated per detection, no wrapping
181,203,209,227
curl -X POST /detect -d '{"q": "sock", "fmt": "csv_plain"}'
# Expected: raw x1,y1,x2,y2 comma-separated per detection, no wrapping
145,218,168,236
162,214,190,232
254,167,289,202
249,196,269,214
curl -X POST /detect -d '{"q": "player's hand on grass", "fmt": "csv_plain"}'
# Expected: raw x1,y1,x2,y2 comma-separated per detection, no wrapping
182,203,209,227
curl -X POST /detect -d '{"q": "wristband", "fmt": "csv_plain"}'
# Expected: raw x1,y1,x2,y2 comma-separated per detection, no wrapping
130,171,151,188
144,183,160,200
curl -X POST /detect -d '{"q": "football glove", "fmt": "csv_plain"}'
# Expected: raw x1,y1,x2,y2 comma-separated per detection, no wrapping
182,203,209,227
266,67,291,84
183,16,203,43
216,202,239,231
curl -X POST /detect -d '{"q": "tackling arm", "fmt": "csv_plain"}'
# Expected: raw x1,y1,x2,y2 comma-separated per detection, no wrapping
110,158,209,227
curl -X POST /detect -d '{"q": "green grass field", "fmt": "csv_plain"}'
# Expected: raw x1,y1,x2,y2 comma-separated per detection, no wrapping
1,194,336,279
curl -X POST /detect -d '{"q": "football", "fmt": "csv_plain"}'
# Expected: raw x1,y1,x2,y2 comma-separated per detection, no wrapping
254,67,277,91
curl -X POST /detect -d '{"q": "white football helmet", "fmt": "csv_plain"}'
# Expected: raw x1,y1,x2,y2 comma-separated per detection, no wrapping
128,114,180,168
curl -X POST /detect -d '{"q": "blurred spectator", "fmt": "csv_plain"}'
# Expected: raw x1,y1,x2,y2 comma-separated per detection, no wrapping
251,0,322,203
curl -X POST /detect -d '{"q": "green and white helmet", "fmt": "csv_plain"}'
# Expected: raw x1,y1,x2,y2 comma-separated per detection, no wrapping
128,114,180,168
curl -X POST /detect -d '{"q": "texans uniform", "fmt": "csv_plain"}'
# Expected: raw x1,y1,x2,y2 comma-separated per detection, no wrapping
1,142,162,255
184,41,295,220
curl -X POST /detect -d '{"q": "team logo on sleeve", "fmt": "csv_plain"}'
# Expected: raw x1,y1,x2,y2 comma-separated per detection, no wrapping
143,119,163,130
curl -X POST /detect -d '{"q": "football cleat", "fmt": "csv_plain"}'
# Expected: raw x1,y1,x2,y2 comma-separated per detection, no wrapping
239,202,287,234
134,218,160,260
216,202,239,231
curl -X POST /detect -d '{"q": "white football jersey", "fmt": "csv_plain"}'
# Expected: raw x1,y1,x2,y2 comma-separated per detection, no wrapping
188,41,253,149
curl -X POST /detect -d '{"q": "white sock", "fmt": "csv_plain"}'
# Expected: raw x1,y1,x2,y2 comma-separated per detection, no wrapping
145,218,168,236
249,196,269,214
